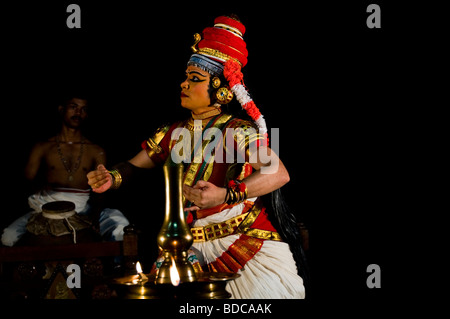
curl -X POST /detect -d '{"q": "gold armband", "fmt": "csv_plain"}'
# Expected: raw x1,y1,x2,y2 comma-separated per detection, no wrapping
109,169,123,189
145,124,170,158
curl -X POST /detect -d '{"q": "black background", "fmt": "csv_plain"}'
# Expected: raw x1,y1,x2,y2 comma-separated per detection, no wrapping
1,0,435,314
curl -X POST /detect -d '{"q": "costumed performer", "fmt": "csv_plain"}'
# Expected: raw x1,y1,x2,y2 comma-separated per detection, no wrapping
87,15,308,299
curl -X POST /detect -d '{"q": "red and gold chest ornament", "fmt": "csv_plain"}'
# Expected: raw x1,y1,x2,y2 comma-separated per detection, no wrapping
188,15,268,141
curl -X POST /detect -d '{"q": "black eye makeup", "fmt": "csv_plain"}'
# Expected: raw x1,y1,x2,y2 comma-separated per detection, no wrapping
190,76,204,82
186,70,207,83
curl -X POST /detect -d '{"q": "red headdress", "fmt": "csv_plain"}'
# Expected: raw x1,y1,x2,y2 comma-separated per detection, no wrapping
188,15,268,138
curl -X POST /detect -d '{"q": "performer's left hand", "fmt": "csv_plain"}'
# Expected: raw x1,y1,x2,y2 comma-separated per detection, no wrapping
87,164,112,193
183,180,227,211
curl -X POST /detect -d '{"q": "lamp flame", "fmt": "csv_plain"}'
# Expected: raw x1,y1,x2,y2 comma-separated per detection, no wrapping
136,261,143,273
169,255,180,286
135,261,148,282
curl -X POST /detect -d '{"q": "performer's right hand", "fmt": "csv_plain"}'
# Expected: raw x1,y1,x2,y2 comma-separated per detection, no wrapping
87,164,112,193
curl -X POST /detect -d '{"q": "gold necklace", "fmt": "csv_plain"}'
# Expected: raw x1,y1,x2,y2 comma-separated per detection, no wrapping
186,108,222,131
185,118,204,131
191,107,221,120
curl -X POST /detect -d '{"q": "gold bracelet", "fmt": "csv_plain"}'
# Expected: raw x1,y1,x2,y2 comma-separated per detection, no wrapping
109,169,123,189
225,180,248,205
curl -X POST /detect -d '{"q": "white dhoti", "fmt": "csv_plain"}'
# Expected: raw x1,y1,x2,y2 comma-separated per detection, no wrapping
1,188,129,246
191,198,306,299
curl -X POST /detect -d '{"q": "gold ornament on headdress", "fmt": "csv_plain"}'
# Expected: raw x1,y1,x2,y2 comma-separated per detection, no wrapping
190,33,242,66
191,33,201,53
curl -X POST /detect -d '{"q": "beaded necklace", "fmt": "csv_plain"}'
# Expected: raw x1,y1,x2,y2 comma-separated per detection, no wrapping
55,135,85,182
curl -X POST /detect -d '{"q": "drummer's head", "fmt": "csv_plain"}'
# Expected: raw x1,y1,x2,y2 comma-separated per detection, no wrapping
58,95,89,129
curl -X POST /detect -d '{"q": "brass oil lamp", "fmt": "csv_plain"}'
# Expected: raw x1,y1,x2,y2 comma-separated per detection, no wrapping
155,163,196,285
112,163,239,299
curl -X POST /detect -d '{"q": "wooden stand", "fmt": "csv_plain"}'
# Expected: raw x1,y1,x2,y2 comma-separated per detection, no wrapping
0,225,138,299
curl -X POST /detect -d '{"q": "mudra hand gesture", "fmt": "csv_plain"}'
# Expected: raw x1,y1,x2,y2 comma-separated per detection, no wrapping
87,164,112,193
183,180,227,212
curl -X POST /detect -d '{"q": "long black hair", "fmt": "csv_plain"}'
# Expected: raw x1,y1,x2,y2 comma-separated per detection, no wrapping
262,189,310,289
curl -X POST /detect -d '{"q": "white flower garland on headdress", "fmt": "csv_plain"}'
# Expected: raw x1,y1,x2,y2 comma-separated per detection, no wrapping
223,60,268,140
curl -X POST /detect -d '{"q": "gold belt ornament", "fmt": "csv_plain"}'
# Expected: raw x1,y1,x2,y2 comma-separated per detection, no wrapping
191,213,249,242
191,206,282,242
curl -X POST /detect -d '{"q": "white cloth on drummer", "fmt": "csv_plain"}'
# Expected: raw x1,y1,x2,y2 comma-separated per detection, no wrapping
191,198,305,299
1,188,129,246
27,188,129,240
28,187,90,214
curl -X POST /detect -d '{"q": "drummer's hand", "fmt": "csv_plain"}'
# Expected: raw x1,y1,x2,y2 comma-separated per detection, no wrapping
183,180,227,212
87,164,112,193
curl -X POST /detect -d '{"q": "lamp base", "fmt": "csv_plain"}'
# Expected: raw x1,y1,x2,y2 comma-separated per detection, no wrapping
112,272,240,299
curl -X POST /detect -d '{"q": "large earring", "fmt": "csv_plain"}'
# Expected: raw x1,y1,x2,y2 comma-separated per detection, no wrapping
215,87,234,104
212,77,221,89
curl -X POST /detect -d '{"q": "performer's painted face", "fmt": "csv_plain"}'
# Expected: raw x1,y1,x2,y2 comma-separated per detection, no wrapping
59,98,88,129
180,66,212,113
